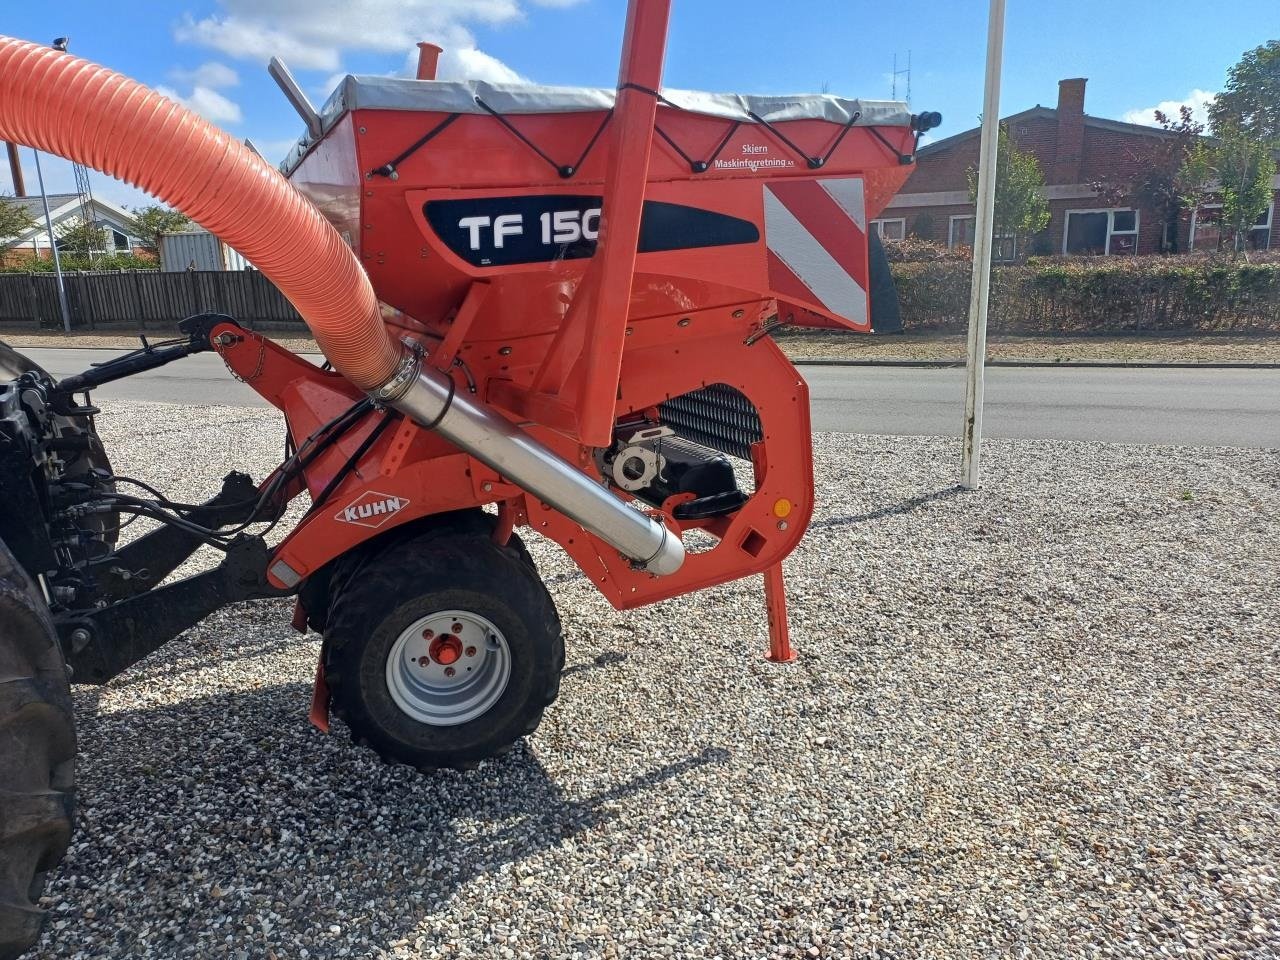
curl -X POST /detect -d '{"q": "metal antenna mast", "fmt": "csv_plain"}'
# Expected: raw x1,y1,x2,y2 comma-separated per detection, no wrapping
891,50,912,104
72,158,98,260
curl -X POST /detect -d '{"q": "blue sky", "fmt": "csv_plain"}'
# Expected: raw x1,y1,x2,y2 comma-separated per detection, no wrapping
4,1,1275,209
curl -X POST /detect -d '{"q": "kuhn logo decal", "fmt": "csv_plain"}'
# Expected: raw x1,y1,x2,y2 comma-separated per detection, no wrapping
335,492,408,529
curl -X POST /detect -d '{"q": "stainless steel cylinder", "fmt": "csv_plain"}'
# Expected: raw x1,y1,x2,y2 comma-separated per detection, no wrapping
381,356,685,576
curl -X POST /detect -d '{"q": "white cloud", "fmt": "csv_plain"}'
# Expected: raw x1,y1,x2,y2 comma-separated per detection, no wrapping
175,14,342,70
398,41,526,86
439,46,525,84
1122,89,1216,129
156,84,244,125
174,0,587,81
156,60,243,126
170,61,240,89
310,32,525,103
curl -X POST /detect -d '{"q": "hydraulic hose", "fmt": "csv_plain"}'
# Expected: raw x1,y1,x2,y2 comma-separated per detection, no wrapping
0,35,401,390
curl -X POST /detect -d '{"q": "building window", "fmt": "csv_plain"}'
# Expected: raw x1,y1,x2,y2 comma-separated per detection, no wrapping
1253,203,1274,250
871,218,906,242
1191,202,1273,252
1063,208,1139,256
1190,205,1222,251
946,216,1015,260
948,215,975,249
111,229,129,251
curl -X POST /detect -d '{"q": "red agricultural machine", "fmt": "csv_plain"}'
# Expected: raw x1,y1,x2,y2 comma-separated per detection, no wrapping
0,3,938,953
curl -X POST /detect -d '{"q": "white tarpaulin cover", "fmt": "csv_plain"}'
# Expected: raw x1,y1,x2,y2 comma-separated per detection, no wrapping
281,75,912,173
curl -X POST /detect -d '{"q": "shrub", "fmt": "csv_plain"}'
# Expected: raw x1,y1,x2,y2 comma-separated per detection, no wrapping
881,237,971,264
892,253,1280,334
1,253,156,274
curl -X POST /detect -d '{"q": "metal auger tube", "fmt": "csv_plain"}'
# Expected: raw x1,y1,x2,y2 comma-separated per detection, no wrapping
378,352,685,576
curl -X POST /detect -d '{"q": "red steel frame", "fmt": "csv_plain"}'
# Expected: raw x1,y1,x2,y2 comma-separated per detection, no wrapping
233,0,919,709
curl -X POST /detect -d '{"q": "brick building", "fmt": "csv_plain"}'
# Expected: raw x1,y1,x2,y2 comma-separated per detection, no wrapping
876,78,1278,258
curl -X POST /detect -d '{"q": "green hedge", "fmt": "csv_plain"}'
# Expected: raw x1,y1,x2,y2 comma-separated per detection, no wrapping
893,256,1280,334
0,253,156,274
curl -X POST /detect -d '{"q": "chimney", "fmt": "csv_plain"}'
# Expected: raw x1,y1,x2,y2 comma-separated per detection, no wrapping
1053,78,1087,184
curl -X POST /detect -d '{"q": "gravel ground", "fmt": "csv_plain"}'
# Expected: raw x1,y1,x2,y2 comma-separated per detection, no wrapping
31,401,1280,959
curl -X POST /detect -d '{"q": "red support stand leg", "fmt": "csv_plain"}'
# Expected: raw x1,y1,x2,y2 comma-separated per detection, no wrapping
763,562,795,663
308,658,331,733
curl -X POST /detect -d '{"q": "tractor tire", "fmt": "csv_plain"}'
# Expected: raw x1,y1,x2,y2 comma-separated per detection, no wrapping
0,339,118,550
0,540,75,960
324,523,563,771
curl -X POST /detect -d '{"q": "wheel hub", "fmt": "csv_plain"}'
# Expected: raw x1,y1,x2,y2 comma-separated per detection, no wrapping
429,634,463,666
386,610,511,726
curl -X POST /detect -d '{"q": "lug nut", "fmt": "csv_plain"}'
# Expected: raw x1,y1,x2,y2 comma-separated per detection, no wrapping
465,646,477,657
444,667,456,678
451,622,463,634
422,629,434,640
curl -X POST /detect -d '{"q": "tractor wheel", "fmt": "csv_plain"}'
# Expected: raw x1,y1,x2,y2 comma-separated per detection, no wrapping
0,339,118,550
0,540,75,960
324,525,563,770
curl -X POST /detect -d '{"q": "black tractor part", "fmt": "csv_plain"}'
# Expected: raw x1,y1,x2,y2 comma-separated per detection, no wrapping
322,513,563,770
867,229,903,334
599,424,748,519
0,537,75,960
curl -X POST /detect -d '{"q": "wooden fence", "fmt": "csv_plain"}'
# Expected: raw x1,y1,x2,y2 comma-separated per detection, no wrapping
0,270,306,331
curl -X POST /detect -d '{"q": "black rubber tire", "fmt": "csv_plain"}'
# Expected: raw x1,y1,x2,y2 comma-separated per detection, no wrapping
323,523,563,771
0,339,117,549
0,541,75,960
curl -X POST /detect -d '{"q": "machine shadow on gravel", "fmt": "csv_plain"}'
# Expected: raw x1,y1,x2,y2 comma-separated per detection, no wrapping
41,680,727,956
809,486,965,530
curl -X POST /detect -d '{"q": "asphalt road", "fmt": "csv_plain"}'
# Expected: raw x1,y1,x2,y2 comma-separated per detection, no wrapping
802,364,1280,447
19,347,1280,448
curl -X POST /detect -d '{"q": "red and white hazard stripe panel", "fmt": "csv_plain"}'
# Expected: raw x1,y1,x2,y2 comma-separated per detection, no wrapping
763,177,869,328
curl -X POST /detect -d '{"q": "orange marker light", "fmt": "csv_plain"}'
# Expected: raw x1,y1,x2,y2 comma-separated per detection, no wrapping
773,498,793,519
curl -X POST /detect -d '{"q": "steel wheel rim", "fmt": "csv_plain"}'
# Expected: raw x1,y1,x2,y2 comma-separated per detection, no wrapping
385,609,511,726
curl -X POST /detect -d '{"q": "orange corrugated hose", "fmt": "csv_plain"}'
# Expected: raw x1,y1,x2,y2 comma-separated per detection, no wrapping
0,35,402,390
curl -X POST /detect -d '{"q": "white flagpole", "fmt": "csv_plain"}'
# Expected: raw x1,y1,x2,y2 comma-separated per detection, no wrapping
961,0,1008,489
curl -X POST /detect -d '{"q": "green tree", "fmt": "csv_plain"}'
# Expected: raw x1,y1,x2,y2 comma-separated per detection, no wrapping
966,124,1050,261
128,204,190,254
55,219,107,258
1181,123,1278,257
1090,106,1204,253
0,196,36,250
1208,40,1280,144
